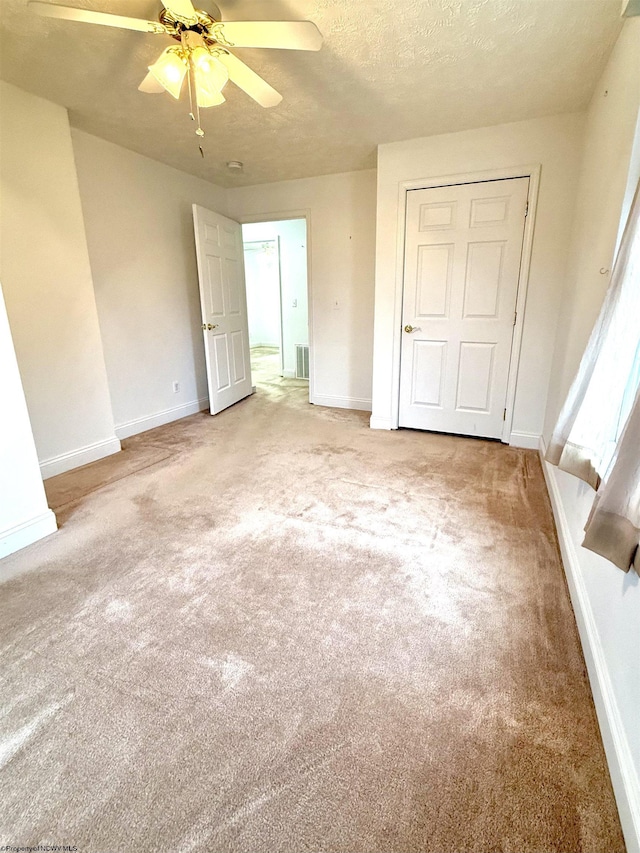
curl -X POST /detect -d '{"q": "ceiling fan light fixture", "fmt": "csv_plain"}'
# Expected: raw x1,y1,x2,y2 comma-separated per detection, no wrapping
29,0,323,141
191,49,229,92
195,75,226,108
148,47,187,99
190,46,212,73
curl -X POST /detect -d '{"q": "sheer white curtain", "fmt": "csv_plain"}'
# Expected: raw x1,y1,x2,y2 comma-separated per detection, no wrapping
547,178,640,573
583,387,640,572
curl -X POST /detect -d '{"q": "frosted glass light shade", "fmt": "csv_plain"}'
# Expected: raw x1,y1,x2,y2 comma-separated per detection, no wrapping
195,72,226,107
191,48,229,107
148,48,187,99
191,48,228,89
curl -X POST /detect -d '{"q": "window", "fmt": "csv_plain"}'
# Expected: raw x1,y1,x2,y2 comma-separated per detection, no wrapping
547,178,640,573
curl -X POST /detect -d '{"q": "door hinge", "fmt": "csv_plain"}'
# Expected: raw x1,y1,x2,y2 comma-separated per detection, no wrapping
513,310,517,326
524,200,529,217
503,408,507,421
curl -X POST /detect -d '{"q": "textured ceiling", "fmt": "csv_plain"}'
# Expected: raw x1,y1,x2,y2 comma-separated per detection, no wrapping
0,0,624,187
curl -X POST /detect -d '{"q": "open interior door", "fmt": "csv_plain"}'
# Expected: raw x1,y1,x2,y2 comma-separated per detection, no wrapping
192,204,253,415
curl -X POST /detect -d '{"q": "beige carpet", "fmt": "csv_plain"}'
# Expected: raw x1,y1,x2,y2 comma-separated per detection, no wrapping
0,370,624,853
250,345,283,382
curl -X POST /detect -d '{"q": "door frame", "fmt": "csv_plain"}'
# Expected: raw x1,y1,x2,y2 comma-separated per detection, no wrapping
392,164,541,443
236,209,314,403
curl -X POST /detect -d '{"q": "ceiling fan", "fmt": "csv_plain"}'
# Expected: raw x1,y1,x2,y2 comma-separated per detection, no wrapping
28,0,322,146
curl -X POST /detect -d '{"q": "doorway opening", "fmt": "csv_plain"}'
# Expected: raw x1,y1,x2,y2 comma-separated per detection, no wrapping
242,218,310,399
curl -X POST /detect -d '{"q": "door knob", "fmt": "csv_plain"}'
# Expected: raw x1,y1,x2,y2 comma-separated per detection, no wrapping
404,324,420,333
202,323,218,330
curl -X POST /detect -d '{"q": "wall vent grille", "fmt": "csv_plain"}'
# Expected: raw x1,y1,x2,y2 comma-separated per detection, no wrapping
295,344,310,380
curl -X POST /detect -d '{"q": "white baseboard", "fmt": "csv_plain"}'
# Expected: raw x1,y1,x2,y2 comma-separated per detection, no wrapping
115,398,209,440
369,415,394,430
539,437,640,853
509,430,541,449
311,394,372,412
40,437,121,480
0,510,57,561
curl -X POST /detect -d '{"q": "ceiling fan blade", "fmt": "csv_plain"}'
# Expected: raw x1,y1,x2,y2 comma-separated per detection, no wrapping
162,0,198,24
218,21,322,51
28,1,166,33
138,71,165,94
218,52,282,108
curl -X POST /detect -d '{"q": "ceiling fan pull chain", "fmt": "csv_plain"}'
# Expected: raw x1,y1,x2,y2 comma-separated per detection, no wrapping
194,81,205,140
185,61,205,154
186,55,196,122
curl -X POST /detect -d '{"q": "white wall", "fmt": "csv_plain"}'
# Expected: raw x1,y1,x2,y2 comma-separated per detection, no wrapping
243,238,281,349
71,129,228,439
541,19,640,853
370,113,585,443
243,219,309,377
227,170,377,410
544,22,640,437
0,283,57,562
0,82,120,477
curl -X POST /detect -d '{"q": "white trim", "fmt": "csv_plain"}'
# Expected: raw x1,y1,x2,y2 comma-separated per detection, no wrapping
40,437,121,479
539,437,640,853
276,235,285,375
115,398,209,440
370,415,394,430
236,210,314,406
508,430,540,449
502,168,541,443
0,510,57,561
312,394,372,412
391,164,541,434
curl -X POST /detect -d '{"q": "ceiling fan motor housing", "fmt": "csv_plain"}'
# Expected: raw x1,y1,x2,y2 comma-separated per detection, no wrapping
160,5,224,44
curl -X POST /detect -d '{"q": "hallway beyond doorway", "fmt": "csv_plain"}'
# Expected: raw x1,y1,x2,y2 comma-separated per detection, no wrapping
250,345,280,383
251,345,308,397
243,218,310,399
